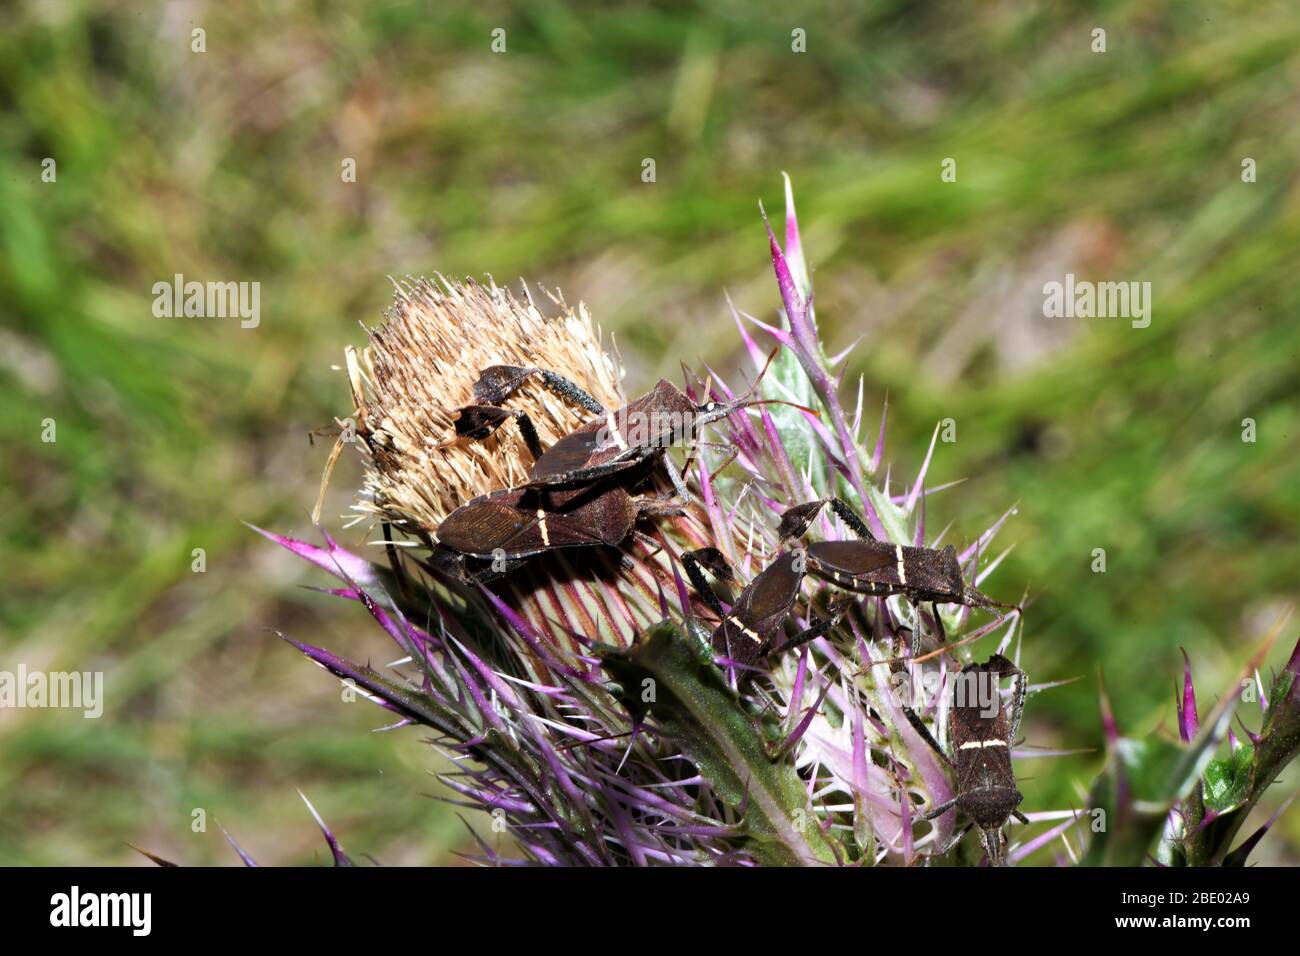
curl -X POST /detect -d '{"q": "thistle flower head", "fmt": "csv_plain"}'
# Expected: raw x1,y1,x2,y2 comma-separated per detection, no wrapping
342,277,623,532
270,183,1063,866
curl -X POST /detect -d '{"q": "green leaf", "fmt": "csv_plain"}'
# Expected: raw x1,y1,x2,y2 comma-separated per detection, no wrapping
1201,744,1255,813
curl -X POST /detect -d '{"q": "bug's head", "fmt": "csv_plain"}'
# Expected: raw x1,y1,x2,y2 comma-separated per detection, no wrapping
687,347,823,430
698,398,728,419
956,538,1023,613
978,825,1010,867
961,581,1023,615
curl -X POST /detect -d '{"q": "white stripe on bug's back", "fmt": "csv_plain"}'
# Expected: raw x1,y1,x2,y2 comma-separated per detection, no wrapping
605,414,629,451
537,509,549,546
895,545,906,585
958,740,1008,750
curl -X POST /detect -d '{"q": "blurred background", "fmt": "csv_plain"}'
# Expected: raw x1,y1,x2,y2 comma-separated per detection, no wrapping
1,1,1296,864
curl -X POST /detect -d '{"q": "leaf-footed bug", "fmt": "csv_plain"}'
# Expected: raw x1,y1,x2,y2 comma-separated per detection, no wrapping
681,544,887,669
425,478,682,583
894,653,1029,866
453,348,816,503
777,497,1020,642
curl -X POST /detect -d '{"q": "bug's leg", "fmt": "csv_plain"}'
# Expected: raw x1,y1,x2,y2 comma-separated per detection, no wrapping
682,546,735,582
471,366,533,404
1007,663,1027,745
827,496,875,540
680,443,738,488
900,704,954,771
765,614,841,658
419,544,530,586
1012,810,1030,826
935,821,974,857
538,370,605,415
777,499,830,541
880,602,954,766
447,405,544,460
660,451,693,504
469,556,530,584
921,797,960,822
681,549,729,618
513,411,544,461
630,530,668,557
931,601,947,644
473,365,604,416
983,653,1027,743
635,497,686,519
532,456,641,488
449,404,513,441
417,545,465,581
889,617,915,659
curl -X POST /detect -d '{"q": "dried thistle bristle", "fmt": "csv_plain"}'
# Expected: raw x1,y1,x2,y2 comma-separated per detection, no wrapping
340,276,624,533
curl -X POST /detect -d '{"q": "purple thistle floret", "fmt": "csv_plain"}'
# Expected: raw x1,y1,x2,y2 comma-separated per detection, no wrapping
1178,648,1199,743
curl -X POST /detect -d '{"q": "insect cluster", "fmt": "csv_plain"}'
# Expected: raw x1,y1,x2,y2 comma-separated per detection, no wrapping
415,353,1030,866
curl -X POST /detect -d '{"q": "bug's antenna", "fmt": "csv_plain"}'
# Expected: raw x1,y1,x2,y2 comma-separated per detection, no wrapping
730,348,822,417
736,346,782,404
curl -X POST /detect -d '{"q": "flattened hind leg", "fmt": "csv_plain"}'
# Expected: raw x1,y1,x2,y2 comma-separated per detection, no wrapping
681,549,729,618
473,365,605,416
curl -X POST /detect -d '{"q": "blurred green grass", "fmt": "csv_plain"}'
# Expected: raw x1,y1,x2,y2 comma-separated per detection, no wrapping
1,1,1296,864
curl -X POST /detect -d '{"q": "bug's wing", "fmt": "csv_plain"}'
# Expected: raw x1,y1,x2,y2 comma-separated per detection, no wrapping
515,511,613,552
711,617,765,666
808,540,894,575
566,490,639,547
530,425,609,482
436,500,537,557
732,551,803,622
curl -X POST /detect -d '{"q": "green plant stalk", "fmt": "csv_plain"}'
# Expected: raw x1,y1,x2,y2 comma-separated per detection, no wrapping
600,622,840,866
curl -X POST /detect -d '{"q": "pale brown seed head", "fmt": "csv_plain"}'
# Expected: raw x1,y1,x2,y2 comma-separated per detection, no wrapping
336,276,624,534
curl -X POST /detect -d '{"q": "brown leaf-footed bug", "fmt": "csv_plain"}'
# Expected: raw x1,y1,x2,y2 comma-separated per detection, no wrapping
681,544,888,669
425,478,682,583
890,653,1029,866
453,348,815,502
777,497,1020,642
